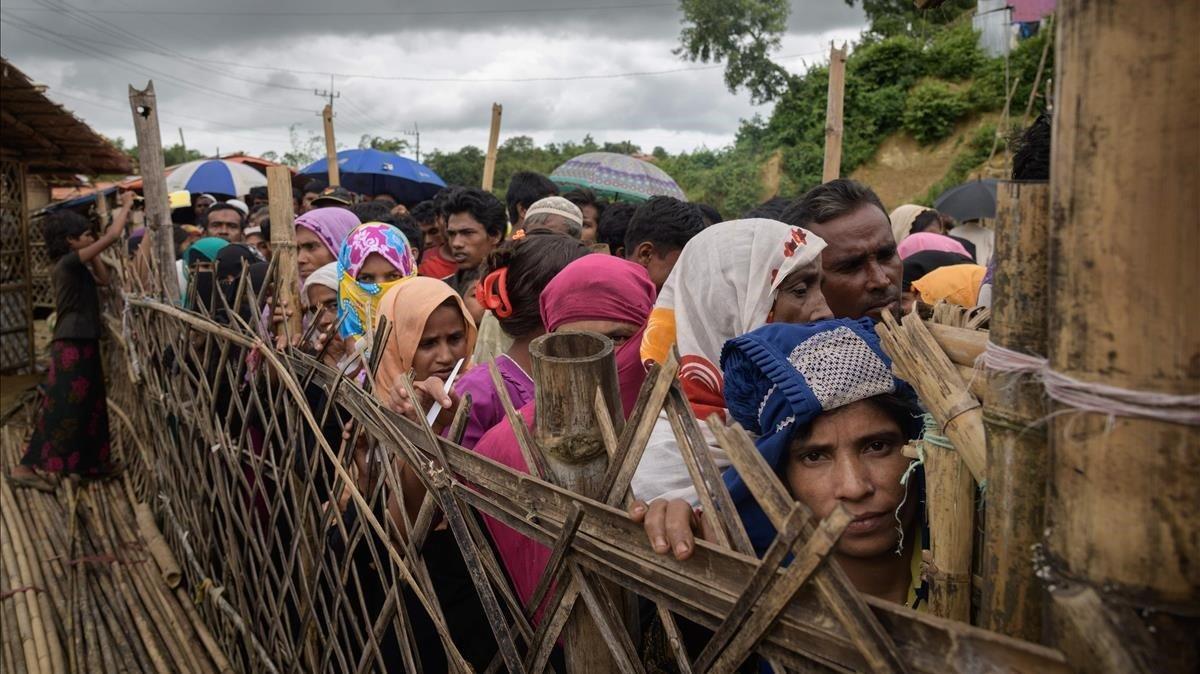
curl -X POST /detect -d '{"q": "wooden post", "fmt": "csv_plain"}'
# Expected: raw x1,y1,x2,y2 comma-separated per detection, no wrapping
923,431,973,622
530,331,624,674
980,181,1049,641
821,43,847,183
481,103,502,193
321,104,340,187
128,82,181,305
1047,1,1199,671
267,166,301,339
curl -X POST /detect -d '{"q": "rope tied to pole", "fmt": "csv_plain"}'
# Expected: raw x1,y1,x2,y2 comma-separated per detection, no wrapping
978,341,1200,426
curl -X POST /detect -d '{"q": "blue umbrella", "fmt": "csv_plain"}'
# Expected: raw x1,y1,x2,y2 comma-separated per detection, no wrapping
299,149,446,204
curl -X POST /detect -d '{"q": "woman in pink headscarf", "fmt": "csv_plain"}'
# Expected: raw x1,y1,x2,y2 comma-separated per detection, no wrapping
896,231,972,260
294,207,360,281
473,255,657,612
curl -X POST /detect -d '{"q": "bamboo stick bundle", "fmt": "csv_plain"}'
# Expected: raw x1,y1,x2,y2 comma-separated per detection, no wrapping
0,495,44,672
80,492,174,674
0,481,66,672
102,488,210,674
876,311,987,482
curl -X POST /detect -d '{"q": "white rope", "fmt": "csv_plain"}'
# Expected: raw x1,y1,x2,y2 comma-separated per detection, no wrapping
979,342,1200,426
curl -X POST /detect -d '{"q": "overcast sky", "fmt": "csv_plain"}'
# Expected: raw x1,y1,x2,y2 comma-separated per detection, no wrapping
0,1,865,165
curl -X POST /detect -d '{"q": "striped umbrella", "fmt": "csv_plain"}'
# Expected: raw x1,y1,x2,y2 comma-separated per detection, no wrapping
549,152,687,202
164,159,268,198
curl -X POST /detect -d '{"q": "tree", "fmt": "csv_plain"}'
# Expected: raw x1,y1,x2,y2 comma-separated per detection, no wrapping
163,142,203,166
845,0,974,39
358,134,411,154
676,0,791,104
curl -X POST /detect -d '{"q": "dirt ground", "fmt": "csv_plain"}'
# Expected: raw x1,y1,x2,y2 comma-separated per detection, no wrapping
850,112,1005,211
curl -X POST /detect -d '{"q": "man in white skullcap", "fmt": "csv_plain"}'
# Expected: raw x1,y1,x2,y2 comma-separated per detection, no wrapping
521,196,584,239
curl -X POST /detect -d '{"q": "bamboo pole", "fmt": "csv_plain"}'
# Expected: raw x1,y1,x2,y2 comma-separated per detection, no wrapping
267,165,302,339
1046,1,1199,671
529,331,625,674
128,82,181,304
481,103,503,192
821,43,848,182
321,104,340,187
922,428,973,622
980,181,1049,640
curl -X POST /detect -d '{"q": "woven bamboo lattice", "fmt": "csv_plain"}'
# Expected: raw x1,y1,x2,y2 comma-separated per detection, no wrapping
0,158,32,374
94,262,1067,674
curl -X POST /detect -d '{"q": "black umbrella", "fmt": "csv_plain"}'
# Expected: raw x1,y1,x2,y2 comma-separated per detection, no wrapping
934,178,998,222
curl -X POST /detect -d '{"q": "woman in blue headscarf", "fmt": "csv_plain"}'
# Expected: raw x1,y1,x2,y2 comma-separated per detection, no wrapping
631,318,928,609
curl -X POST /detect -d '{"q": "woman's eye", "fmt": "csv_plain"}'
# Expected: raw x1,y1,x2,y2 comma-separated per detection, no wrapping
790,286,807,297
865,441,891,454
799,451,825,465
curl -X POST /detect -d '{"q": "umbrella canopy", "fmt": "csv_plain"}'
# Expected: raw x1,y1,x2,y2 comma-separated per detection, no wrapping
549,152,687,202
299,149,446,204
164,159,268,198
934,178,998,222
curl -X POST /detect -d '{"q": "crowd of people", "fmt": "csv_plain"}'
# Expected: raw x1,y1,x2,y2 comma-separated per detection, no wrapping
9,120,1050,667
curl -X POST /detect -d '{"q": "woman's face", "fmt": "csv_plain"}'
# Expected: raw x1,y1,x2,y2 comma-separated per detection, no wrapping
784,399,915,560
296,226,336,278
356,252,404,284
411,303,470,382
189,260,214,274
554,319,639,348
771,259,833,324
306,284,338,335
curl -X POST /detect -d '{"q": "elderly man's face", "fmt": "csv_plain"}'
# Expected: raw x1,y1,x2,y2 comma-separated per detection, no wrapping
807,204,901,321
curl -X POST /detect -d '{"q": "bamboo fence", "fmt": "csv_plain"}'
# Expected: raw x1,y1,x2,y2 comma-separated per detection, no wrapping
0,248,1063,674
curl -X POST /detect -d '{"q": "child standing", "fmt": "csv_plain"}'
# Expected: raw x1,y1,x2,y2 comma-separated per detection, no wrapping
7,191,133,491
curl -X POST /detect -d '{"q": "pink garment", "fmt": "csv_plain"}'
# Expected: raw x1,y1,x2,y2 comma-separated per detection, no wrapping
476,255,657,616
539,255,657,415
897,232,972,260
294,207,359,272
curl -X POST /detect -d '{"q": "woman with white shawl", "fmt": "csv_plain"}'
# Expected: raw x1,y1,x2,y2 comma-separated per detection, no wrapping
634,219,833,505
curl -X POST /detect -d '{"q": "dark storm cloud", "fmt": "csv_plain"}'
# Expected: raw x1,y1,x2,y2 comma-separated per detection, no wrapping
0,1,865,157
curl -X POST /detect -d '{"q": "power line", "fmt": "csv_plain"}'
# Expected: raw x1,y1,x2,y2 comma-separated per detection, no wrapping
1,2,675,17
0,15,315,113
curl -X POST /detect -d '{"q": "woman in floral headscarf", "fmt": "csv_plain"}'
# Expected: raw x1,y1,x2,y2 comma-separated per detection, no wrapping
336,222,418,366
633,219,832,505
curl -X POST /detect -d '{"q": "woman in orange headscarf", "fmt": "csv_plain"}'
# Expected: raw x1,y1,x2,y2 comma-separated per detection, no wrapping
343,277,496,671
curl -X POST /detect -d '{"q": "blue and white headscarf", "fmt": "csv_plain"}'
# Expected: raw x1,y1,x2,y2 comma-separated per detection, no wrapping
720,318,922,554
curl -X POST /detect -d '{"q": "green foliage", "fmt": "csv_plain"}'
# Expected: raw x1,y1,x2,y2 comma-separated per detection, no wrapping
677,0,791,103
920,122,998,205
163,143,204,166
902,81,969,144
107,136,202,166
656,147,765,216
846,0,975,39
358,135,411,154
927,22,984,80
849,36,927,89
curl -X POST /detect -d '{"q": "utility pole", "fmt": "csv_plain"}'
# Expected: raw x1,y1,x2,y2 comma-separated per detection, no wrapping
401,123,421,163
178,127,187,157
314,75,341,186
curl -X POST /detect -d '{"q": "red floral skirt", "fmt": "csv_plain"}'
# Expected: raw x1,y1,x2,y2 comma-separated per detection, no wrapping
21,339,113,475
